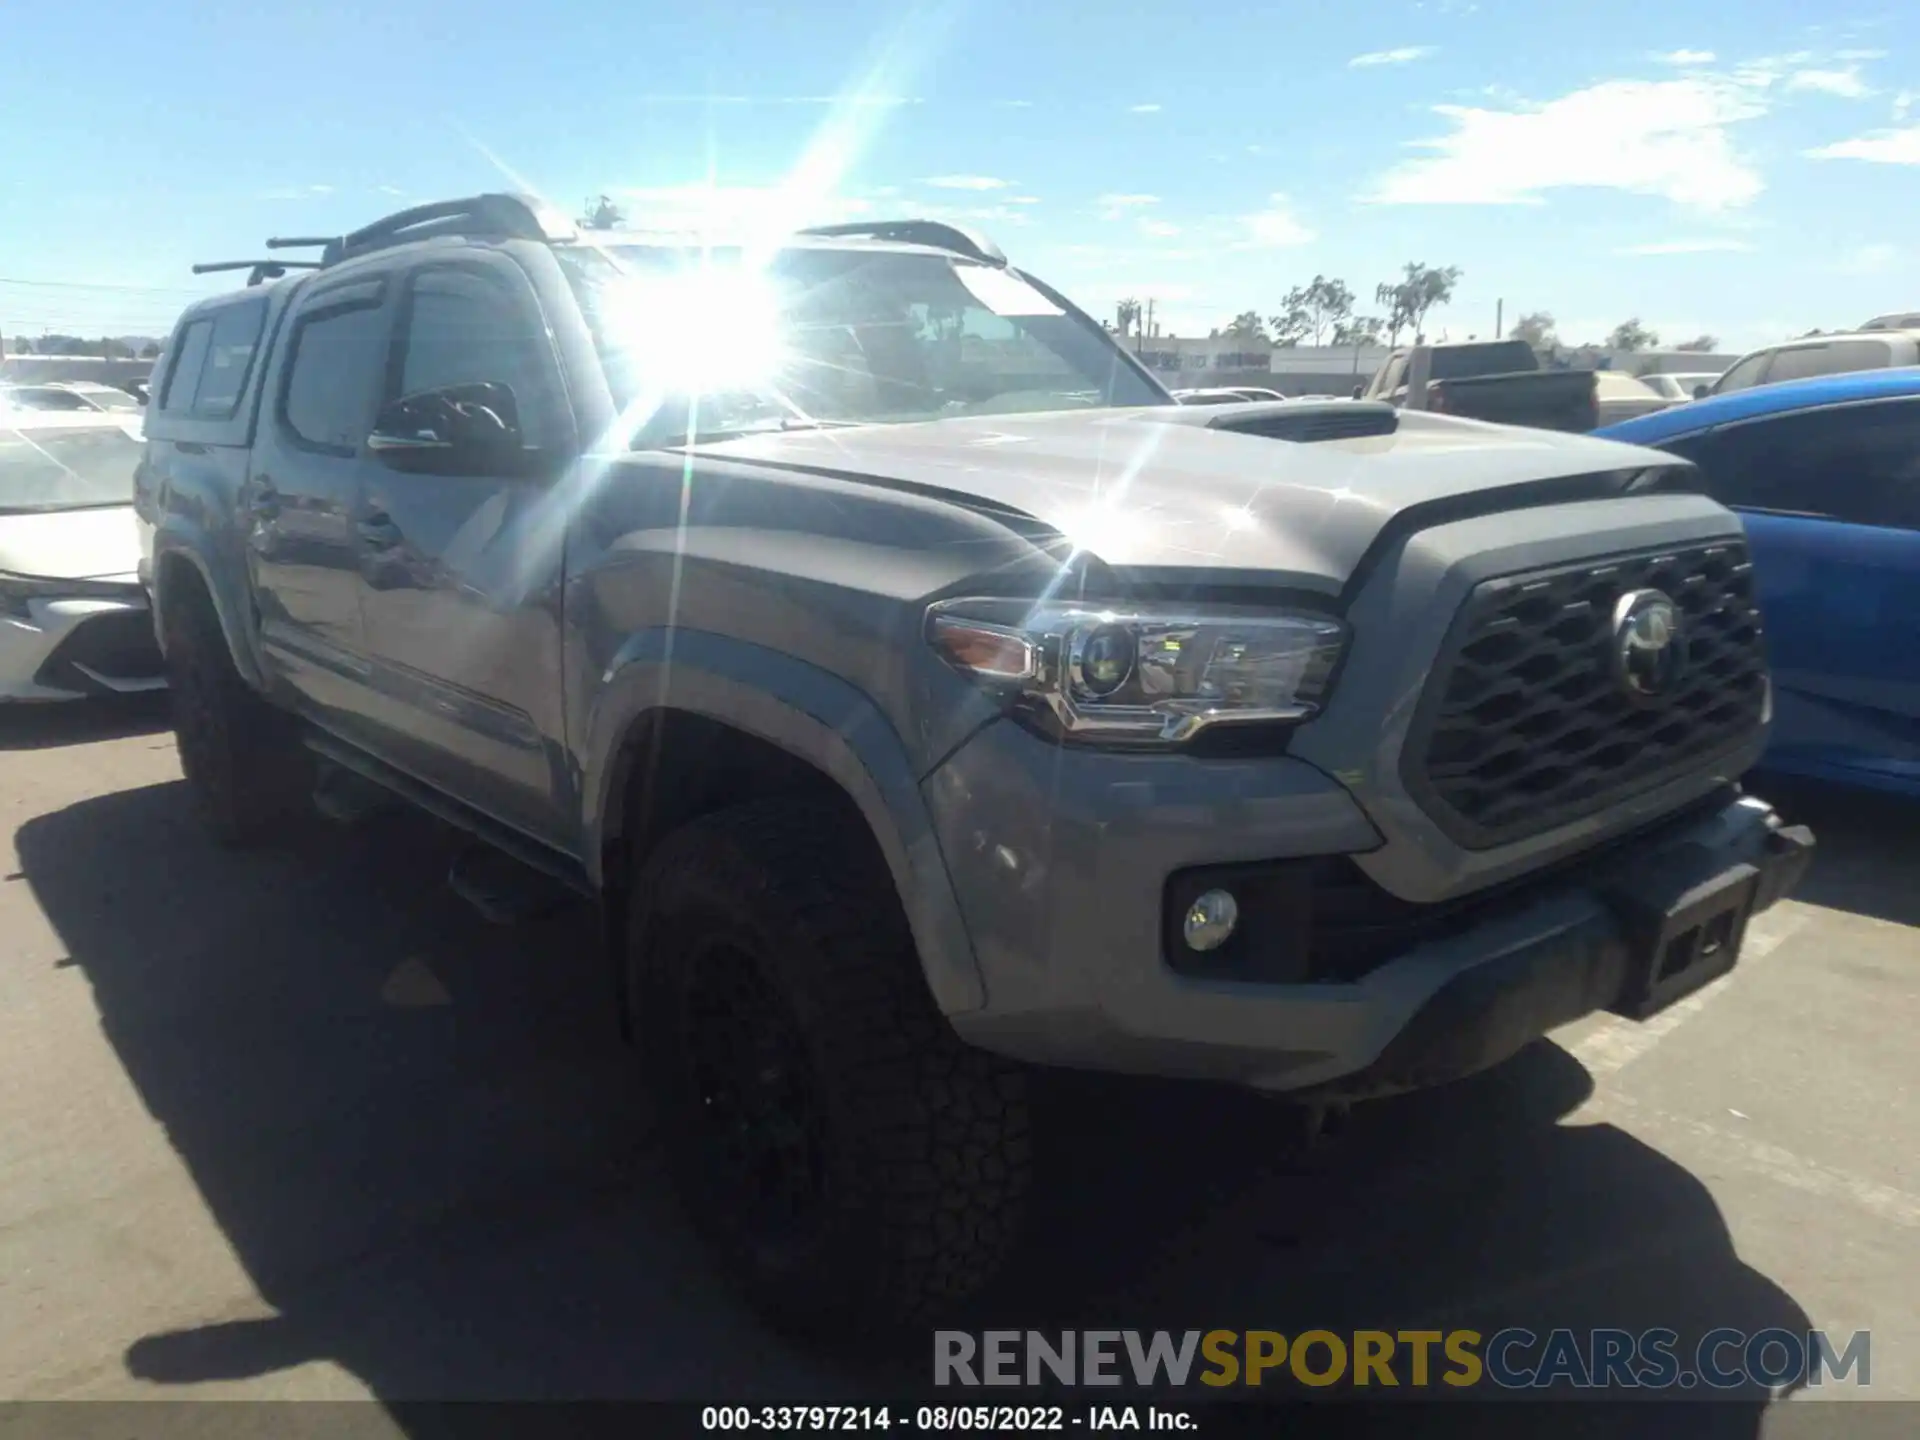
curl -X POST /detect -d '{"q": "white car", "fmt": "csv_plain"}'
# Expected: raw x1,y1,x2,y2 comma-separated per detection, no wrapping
0,412,164,702
1641,372,1723,403
0,380,144,416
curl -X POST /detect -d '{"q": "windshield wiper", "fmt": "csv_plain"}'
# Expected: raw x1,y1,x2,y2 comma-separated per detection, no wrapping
636,416,862,451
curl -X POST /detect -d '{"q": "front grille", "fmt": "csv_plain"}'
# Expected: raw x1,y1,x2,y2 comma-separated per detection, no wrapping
36,608,164,690
1404,539,1767,849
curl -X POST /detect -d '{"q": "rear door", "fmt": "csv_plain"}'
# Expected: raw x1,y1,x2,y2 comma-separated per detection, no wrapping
1673,397,1920,786
348,252,577,849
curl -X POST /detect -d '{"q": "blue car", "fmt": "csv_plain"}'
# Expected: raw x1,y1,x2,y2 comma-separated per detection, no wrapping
1597,367,1920,796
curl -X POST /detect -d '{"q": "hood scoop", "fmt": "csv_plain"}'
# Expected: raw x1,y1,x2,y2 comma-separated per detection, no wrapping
1202,401,1400,444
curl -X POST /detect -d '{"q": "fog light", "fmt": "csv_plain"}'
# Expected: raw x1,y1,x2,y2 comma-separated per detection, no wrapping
1183,889,1239,952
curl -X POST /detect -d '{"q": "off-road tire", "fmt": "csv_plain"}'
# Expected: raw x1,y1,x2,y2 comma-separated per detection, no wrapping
629,797,1032,1337
163,582,312,848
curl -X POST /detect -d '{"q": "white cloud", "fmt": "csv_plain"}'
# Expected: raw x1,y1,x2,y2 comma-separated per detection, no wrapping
1787,67,1873,99
1807,124,1920,164
1241,195,1315,246
1129,103,1162,113
1349,46,1434,68
1616,238,1757,255
1652,49,1716,66
921,174,1011,190
1894,90,1915,121
1365,76,1767,210
1139,219,1182,238
376,185,406,196
1836,49,1889,61
1007,195,1042,205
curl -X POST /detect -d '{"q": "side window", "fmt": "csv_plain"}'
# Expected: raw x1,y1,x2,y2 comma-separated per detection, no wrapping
1711,352,1770,394
1763,340,1894,386
393,266,556,446
281,298,388,453
158,320,214,413
189,299,268,419
1703,401,1920,527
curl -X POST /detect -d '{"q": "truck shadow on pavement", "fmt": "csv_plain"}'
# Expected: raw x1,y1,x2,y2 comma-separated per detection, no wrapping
0,692,169,751
17,780,1811,1427
1744,773,1920,928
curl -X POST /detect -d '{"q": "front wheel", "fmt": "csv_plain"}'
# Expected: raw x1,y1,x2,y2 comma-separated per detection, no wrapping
162,583,312,847
628,797,1032,1336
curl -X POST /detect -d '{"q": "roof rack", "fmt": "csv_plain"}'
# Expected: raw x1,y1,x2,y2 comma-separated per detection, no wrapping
191,259,325,287
258,192,578,268
795,219,1006,266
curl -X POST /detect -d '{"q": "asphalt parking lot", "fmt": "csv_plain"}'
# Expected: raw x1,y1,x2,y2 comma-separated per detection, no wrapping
1,695,1916,1427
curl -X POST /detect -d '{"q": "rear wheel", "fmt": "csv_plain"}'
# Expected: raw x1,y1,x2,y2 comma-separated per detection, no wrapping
629,797,1031,1336
163,581,311,847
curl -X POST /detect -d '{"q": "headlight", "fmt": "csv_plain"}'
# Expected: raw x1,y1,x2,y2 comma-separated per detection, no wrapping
927,598,1346,747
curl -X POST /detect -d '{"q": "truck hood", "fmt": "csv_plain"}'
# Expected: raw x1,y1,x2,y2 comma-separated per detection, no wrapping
687,406,1677,593
0,505,142,581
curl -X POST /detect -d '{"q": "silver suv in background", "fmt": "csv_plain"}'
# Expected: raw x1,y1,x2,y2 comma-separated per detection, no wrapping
1708,329,1920,397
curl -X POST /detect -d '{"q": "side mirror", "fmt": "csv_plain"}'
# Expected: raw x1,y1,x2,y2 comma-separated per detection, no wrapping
368,382,526,475
1693,384,1710,400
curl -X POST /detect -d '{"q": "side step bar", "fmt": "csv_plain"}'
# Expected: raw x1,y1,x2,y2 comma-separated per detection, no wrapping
302,731,593,923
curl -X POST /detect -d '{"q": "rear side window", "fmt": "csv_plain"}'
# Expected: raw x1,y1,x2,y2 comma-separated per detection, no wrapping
158,320,213,413
1711,352,1770,394
1681,399,1920,527
188,299,268,418
280,298,388,453
1762,340,1894,386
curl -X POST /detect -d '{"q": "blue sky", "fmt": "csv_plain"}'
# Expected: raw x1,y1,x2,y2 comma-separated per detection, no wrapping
3,0,1915,351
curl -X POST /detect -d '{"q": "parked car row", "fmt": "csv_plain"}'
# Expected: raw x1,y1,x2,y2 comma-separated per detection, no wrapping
0,379,145,415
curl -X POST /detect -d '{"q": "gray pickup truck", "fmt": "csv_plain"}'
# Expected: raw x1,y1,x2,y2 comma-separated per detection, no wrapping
135,193,1812,1336
1365,339,1601,432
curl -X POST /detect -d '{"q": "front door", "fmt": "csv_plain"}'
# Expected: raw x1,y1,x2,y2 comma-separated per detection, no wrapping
246,275,392,723
349,256,577,851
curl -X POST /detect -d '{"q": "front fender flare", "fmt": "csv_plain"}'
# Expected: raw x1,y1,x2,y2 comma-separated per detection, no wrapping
148,529,271,694
580,629,986,1015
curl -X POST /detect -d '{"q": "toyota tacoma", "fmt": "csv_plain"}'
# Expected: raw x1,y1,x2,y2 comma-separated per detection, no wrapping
134,194,1813,1336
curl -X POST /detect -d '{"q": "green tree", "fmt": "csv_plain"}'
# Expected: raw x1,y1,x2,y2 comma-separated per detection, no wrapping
1376,262,1462,345
1271,275,1355,348
1509,311,1557,348
1607,318,1660,352
1221,310,1269,343
1332,315,1385,347
1115,298,1142,338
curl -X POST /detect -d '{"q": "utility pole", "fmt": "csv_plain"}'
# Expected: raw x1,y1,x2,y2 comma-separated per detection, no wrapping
1495,298,1504,340
1140,298,1154,354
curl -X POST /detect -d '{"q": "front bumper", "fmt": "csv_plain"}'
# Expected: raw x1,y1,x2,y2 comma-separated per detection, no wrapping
0,595,167,703
927,721,1811,1095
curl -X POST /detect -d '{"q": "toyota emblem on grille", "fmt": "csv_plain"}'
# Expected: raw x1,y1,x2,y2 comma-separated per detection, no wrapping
1613,589,1688,699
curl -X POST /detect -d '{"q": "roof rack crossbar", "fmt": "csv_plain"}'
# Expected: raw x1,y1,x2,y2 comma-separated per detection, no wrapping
264,236,338,250
321,192,573,266
192,259,325,287
795,219,1006,266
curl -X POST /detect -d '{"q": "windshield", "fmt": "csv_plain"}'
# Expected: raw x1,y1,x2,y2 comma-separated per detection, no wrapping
0,426,142,512
556,244,1165,444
